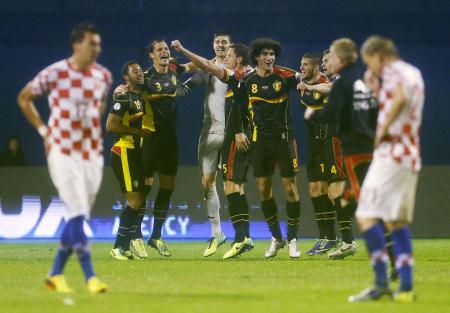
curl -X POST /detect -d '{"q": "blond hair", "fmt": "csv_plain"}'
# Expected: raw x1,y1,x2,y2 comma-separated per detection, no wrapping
361,35,398,57
330,38,358,65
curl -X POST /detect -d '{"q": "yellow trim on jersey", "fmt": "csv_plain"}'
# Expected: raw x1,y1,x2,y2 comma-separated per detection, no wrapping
120,148,132,192
143,102,155,131
144,92,177,100
249,94,288,104
225,90,234,98
301,100,324,110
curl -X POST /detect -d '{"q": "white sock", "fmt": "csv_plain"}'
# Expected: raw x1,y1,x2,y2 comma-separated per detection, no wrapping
204,185,221,237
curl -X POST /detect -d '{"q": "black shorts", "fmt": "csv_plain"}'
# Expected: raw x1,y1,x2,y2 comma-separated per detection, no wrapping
307,136,345,183
251,137,299,178
342,153,372,201
221,137,250,183
142,131,178,177
111,146,145,193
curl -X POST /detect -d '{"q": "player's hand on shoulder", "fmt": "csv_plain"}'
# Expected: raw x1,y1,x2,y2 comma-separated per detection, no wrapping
113,84,129,95
297,82,309,91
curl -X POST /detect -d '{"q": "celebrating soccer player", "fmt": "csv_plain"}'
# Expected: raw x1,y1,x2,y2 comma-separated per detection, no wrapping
236,38,302,258
181,32,232,256
171,39,254,259
107,61,151,260
298,52,345,256
17,23,111,293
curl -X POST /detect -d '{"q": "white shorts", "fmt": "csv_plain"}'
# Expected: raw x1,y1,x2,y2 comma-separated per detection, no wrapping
356,156,419,223
47,149,103,220
198,132,224,174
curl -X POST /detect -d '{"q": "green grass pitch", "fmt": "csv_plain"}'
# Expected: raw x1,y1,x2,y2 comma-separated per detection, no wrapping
0,239,449,313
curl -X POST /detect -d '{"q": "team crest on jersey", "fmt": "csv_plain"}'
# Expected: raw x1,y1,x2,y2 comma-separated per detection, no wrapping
171,75,177,85
133,180,139,188
134,100,141,110
273,81,282,92
313,92,321,100
114,102,121,110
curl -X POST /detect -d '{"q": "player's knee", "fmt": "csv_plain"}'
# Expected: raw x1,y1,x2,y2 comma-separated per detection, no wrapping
328,181,345,200
145,177,154,186
309,182,327,197
357,217,377,232
284,183,299,202
201,174,216,190
223,181,239,195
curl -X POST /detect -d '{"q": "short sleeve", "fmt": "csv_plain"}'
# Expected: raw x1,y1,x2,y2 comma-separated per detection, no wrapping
27,66,55,97
110,93,130,118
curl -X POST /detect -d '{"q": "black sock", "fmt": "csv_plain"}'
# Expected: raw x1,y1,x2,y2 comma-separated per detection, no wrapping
114,206,134,249
240,194,250,238
336,199,354,243
261,197,282,240
151,188,173,239
311,195,335,239
227,192,247,242
133,206,145,239
128,208,139,240
286,200,301,241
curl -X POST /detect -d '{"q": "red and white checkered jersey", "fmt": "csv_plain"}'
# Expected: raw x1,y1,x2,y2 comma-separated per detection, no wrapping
28,59,112,160
375,60,425,171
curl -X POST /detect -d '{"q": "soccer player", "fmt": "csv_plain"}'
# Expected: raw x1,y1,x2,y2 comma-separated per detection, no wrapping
171,39,254,258
140,40,194,257
304,39,374,260
304,41,399,272
107,61,151,260
17,23,111,293
236,38,302,258
182,31,231,256
349,35,424,302
298,53,346,255
114,40,194,257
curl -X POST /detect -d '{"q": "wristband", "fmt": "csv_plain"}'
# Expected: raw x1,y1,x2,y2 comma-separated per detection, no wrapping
37,125,48,138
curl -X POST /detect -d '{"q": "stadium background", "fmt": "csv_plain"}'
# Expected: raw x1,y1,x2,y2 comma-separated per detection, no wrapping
0,0,449,239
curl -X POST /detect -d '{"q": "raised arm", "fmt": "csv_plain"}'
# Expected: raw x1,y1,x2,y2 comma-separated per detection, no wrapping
171,40,225,80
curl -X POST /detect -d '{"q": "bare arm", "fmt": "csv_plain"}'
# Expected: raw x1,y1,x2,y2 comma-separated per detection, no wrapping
180,61,198,73
298,82,332,95
171,40,225,79
17,84,47,136
375,84,406,148
106,113,151,137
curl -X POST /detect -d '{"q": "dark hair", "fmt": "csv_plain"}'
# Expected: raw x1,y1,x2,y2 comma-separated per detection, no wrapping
323,49,330,55
214,30,232,42
70,23,99,44
121,61,139,77
248,38,282,66
302,53,321,66
148,39,167,53
230,43,249,66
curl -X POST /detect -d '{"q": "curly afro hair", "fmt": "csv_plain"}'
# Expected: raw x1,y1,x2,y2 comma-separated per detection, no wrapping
248,38,282,66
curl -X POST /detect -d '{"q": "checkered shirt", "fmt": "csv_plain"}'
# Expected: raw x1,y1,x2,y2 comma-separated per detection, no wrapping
28,59,112,160
375,60,425,171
